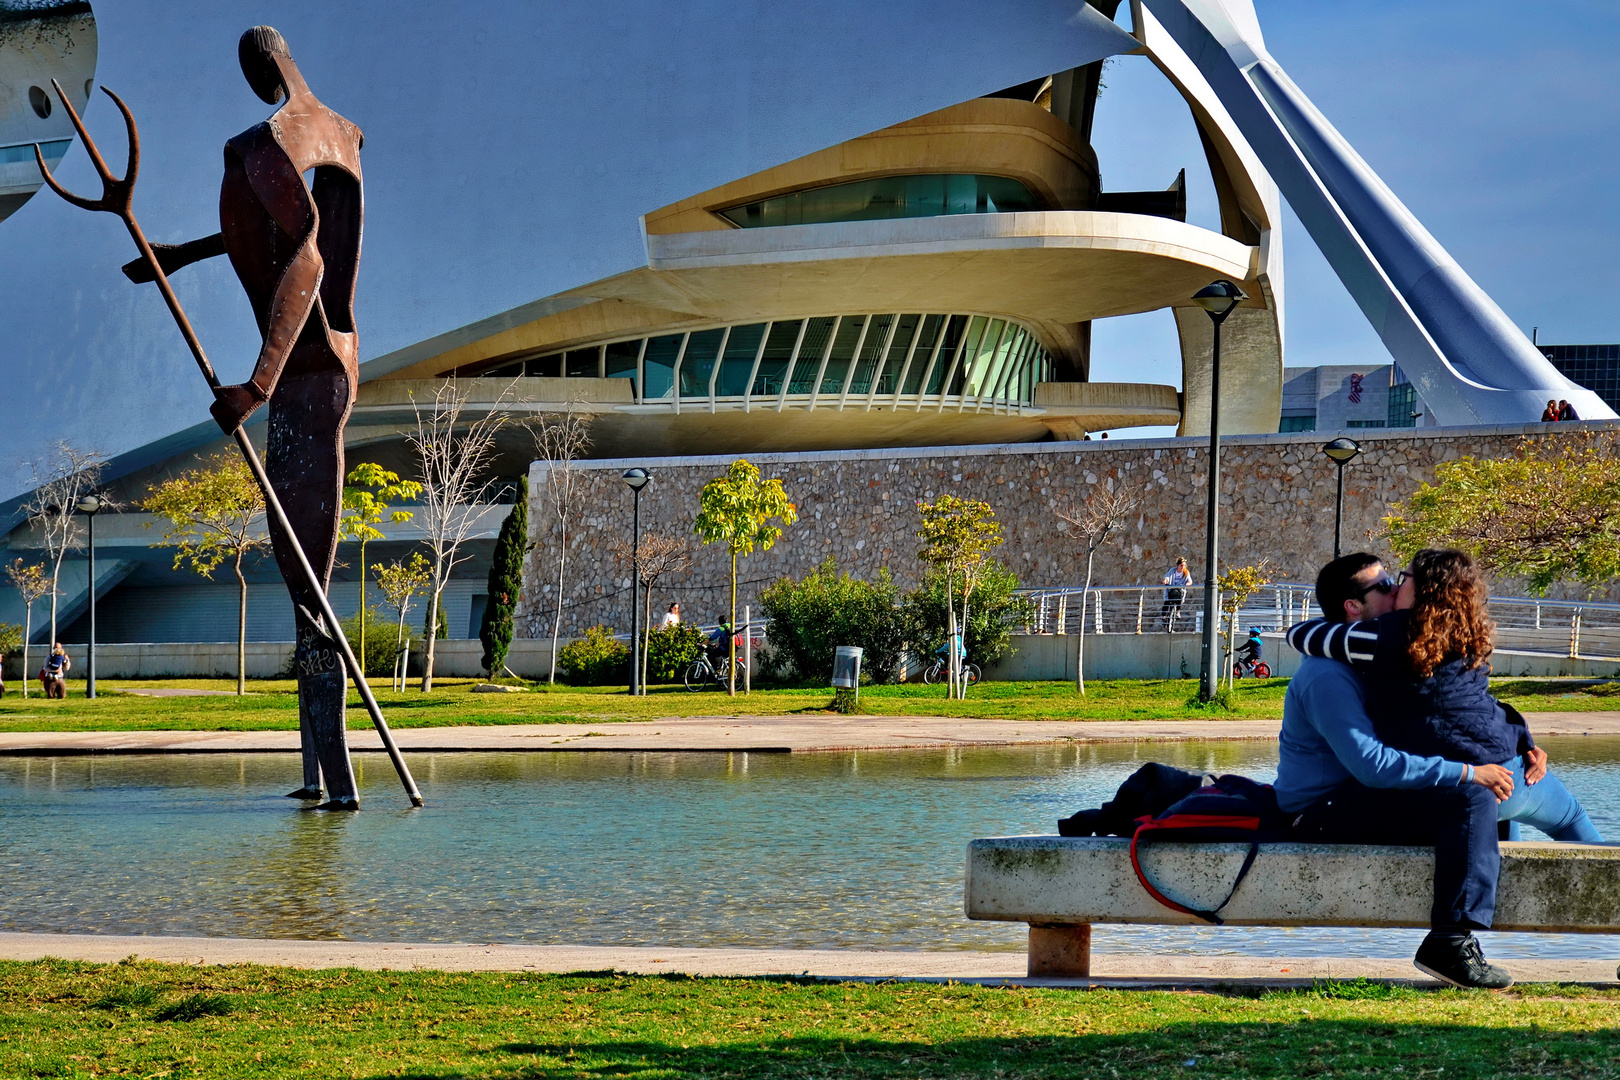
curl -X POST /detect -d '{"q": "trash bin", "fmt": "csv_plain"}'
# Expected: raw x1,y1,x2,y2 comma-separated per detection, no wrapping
832,645,864,690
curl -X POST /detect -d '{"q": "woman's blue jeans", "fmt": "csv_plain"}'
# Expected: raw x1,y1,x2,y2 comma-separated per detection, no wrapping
1497,756,1603,842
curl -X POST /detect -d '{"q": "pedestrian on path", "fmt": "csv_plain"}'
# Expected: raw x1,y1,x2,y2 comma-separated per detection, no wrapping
1160,558,1192,632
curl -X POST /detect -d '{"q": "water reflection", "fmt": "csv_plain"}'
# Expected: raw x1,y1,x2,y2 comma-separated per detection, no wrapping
1,740,1616,959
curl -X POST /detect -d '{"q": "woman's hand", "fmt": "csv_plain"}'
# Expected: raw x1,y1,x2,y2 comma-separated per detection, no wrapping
1471,763,1514,802
1524,747,1548,785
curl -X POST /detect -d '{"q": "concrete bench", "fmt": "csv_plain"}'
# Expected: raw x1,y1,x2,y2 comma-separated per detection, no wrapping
965,836,1620,977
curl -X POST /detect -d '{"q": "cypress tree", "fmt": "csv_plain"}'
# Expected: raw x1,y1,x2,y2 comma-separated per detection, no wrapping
480,476,528,676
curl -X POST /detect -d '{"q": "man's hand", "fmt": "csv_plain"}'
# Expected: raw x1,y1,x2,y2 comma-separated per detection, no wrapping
1471,763,1514,802
1524,747,1548,785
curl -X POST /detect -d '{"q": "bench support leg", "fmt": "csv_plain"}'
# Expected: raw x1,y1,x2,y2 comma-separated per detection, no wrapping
1028,922,1091,978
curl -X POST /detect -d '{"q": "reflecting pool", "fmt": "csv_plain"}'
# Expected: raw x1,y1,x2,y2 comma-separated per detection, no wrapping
3,738,1617,959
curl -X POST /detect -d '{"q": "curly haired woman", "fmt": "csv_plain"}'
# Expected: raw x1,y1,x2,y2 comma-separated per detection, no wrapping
1287,548,1600,842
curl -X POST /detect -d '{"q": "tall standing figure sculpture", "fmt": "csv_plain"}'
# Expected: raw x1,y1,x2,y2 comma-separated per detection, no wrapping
123,27,365,808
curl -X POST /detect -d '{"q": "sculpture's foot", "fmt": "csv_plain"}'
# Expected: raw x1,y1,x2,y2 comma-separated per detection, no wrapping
313,797,360,812
285,786,323,800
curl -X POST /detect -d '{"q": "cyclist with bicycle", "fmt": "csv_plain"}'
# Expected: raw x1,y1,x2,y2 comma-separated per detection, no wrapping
1234,627,1268,677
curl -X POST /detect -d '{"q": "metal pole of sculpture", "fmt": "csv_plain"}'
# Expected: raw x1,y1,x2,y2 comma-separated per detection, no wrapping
33,31,422,809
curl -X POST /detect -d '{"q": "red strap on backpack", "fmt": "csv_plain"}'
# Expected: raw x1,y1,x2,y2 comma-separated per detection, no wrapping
1129,814,1262,924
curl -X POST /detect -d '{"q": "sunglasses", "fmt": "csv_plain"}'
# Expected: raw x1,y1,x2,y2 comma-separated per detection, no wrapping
1352,574,1397,599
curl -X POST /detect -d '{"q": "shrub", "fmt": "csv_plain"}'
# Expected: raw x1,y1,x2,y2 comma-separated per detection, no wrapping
759,559,905,684
902,559,1030,670
557,625,630,685
339,607,411,679
645,622,706,683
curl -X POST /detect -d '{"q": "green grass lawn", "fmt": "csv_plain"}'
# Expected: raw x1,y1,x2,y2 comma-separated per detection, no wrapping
2,960,1616,1079
0,677,1291,732
0,675,1612,734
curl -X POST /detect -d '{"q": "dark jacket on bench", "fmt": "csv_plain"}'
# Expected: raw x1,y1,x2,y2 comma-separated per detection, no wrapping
1286,611,1533,767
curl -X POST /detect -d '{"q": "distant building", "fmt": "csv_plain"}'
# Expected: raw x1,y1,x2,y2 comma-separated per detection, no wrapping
1278,364,1437,434
1537,344,1620,415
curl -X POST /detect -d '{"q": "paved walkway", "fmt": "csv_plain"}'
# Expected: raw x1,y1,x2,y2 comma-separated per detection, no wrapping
1,933,1611,988
0,712,1615,755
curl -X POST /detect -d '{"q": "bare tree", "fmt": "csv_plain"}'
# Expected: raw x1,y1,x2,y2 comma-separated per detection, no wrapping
1056,482,1139,695
528,407,592,685
612,531,694,687
20,442,106,643
406,379,512,692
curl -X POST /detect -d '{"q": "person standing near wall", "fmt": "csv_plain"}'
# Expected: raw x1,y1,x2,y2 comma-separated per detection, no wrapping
659,603,681,629
1160,558,1192,631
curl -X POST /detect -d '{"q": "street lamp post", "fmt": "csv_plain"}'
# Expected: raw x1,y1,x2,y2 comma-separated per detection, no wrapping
621,468,651,696
1191,279,1247,702
1321,438,1362,559
76,495,103,699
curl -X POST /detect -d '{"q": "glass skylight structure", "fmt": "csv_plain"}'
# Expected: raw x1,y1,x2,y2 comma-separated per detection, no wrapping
480,313,1054,412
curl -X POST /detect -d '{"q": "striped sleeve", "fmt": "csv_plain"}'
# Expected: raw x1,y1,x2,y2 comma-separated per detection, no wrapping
1285,619,1380,669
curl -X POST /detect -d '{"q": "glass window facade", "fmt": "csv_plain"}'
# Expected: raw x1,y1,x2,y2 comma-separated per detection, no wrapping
1540,344,1620,413
1387,382,1418,428
717,174,1041,229
478,313,1055,412
0,139,68,164
1278,414,1315,433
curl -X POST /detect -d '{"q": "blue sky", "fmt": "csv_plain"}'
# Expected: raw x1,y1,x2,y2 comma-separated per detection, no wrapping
2,1,1616,487
1088,0,1620,432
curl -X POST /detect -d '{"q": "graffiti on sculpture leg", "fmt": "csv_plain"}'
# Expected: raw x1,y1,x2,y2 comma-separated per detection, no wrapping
297,620,358,812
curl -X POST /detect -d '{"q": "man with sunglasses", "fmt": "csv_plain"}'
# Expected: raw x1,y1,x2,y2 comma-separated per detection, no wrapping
1274,553,1516,989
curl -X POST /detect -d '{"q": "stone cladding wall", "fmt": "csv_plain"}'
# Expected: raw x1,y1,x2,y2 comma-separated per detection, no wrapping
520,422,1613,636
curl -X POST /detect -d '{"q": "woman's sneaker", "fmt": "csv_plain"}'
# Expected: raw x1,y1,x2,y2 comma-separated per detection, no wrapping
1413,931,1513,989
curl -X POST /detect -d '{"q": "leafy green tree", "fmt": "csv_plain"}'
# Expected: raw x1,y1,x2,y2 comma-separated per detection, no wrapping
6,559,50,699
759,559,905,684
480,476,528,678
1383,432,1620,594
143,453,267,695
341,463,421,673
694,460,798,695
916,495,1003,698
903,560,1029,674
0,622,21,694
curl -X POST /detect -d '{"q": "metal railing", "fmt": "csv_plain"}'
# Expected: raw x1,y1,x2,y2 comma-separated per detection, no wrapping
1018,585,1620,661
1020,583,1320,638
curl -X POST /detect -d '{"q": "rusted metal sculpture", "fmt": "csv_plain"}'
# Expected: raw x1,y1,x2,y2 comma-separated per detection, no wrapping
34,27,422,809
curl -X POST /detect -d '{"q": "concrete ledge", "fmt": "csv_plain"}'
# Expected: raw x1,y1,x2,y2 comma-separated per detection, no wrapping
966,836,1620,934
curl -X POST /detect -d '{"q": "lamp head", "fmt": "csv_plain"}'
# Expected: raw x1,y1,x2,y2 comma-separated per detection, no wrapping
621,468,651,492
76,495,103,514
1191,279,1247,319
1321,437,1361,465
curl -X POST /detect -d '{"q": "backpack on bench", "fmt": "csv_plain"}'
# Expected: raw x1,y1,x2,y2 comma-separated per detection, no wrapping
1129,774,1291,925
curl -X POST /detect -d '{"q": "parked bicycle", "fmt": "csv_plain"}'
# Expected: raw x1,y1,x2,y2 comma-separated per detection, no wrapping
684,652,747,691
921,655,981,686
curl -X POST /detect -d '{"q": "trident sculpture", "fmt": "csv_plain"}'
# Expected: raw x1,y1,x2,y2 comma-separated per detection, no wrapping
35,27,422,809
